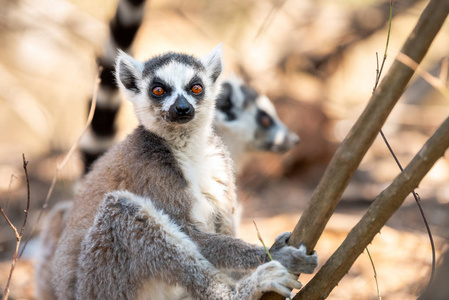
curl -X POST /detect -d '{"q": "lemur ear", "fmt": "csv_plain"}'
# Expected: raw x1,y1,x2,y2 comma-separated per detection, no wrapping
201,44,223,83
115,50,144,97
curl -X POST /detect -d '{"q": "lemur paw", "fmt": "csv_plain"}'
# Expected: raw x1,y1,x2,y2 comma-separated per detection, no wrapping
269,232,318,275
253,260,302,298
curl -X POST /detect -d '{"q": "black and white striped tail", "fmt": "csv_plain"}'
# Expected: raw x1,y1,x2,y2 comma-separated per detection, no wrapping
80,0,147,173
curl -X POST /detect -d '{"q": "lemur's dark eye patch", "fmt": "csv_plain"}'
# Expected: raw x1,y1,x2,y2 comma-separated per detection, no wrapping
240,85,258,107
216,83,236,121
257,110,273,129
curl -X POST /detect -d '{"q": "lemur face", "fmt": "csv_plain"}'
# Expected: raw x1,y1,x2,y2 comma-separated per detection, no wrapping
145,60,205,125
215,76,299,153
115,46,222,130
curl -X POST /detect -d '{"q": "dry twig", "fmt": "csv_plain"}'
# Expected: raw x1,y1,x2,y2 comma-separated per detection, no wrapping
391,51,449,299
253,221,274,261
364,2,394,296
366,247,381,300
0,175,17,236
0,154,30,300
253,0,288,41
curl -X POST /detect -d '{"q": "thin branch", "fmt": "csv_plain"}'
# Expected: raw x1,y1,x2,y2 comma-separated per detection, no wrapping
391,50,449,300
372,1,393,94
253,221,274,261
18,70,101,258
253,0,288,41
0,175,18,238
19,154,30,237
370,1,435,296
365,2,393,294
261,0,449,298
365,247,381,300
383,1,393,60
373,52,379,94
388,52,449,298
0,209,19,239
294,116,449,299
1,154,31,300
379,130,436,299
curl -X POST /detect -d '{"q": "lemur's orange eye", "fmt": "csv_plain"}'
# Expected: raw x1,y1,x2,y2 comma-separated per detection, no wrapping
152,86,165,96
261,115,272,128
191,84,203,95
257,110,273,129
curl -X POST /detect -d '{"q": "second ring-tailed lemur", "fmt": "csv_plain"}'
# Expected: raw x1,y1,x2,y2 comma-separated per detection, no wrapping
45,46,317,299
215,75,299,174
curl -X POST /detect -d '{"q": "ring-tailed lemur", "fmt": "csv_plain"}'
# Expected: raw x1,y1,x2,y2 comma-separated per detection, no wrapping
46,46,317,299
36,1,304,298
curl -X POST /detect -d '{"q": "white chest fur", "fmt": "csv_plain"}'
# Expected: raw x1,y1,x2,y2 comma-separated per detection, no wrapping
173,142,232,233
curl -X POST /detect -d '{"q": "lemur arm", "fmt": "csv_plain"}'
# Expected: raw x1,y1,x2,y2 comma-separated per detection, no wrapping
186,227,318,275
187,227,267,269
76,191,301,299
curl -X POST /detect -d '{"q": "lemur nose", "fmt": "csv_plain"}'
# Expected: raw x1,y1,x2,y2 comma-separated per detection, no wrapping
168,95,195,124
290,132,300,145
175,101,191,115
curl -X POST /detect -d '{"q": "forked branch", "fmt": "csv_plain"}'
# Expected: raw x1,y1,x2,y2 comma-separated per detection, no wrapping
261,0,449,298
295,116,449,299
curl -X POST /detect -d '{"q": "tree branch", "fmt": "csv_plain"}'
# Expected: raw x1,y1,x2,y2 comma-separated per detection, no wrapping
1,154,31,300
294,116,449,299
261,0,449,298
289,0,448,251
19,154,30,238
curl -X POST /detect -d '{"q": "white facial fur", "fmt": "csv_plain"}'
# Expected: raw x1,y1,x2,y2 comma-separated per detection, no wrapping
156,63,199,111
115,46,223,141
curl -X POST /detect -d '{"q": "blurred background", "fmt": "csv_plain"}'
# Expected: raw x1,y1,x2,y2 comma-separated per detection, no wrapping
0,0,448,299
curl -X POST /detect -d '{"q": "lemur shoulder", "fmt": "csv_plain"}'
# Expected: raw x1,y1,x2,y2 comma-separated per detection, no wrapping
49,46,317,300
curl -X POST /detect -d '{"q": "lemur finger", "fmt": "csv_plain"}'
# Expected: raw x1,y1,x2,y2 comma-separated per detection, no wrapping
273,232,290,244
284,277,302,290
256,260,284,276
268,282,294,298
293,254,318,273
269,232,290,254
291,247,318,263
262,261,298,281
283,269,299,281
301,250,318,266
